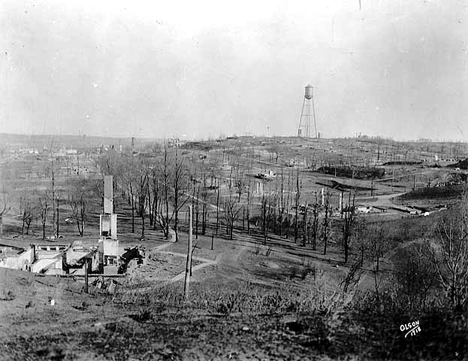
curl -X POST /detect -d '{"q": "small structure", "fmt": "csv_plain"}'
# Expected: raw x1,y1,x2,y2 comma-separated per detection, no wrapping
255,181,264,195
0,246,35,272
0,243,70,275
66,242,100,275
33,244,69,275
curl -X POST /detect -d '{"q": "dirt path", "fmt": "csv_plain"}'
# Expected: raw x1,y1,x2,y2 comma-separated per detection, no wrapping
357,192,405,207
137,234,263,290
130,240,221,292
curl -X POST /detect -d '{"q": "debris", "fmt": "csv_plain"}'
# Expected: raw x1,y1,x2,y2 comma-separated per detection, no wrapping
0,290,15,301
94,322,105,332
285,321,303,333
168,229,177,242
108,280,118,294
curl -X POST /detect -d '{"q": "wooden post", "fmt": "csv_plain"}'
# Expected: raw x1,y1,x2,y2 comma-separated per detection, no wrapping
84,258,89,293
184,205,193,300
211,233,214,250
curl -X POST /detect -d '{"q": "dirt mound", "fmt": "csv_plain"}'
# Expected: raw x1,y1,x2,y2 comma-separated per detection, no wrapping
317,165,385,179
447,158,468,169
397,184,464,201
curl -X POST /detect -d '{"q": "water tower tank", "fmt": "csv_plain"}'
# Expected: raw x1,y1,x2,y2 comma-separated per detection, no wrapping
304,84,313,99
304,84,313,100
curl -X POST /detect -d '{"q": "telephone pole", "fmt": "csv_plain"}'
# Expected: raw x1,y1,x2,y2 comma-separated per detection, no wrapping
184,205,193,300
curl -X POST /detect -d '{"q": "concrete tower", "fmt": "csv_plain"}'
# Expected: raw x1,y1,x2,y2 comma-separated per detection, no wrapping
98,175,119,273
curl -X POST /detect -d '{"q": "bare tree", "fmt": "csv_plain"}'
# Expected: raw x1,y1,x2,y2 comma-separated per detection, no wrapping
200,174,208,236
235,177,245,202
284,170,293,239
395,243,438,311
55,192,61,238
302,202,308,247
294,169,301,243
157,145,190,241
51,165,57,237
322,192,331,255
341,252,365,293
268,193,278,235
38,197,48,240
67,178,88,237
224,196,242,240
137,166,150,240
0,187,10,237
367,228,388,273
127,172,137,234
19,195,33,236
278,169,285,237
429,195,468,309
69,194,86,236
149,167,161,231
195,183,201,239
215,177,221,235
310,193,319,251
261,193,269,245
173,146,186,241
245,177,252,235
342,193,356,263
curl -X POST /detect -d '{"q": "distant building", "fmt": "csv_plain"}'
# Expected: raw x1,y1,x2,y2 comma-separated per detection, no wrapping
168,138,181,148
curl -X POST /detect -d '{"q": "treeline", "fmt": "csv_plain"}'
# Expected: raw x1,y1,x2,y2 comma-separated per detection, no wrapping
98,147,361,264
317,165,385,179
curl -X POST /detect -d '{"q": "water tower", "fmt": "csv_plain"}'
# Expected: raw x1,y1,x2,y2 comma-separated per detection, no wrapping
297,84,317,138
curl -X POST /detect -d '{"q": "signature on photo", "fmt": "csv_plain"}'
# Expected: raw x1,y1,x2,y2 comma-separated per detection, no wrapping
400,320,421,338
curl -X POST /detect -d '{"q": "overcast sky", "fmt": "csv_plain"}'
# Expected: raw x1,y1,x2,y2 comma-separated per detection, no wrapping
0,0,467,140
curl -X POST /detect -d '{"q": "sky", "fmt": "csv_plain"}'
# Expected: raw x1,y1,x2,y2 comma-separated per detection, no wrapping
0,0,467,141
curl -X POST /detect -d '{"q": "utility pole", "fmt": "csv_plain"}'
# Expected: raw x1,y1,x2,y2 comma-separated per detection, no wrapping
52,167,57,238
184,205,193,300
215,178,220,235
56,195,60,238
